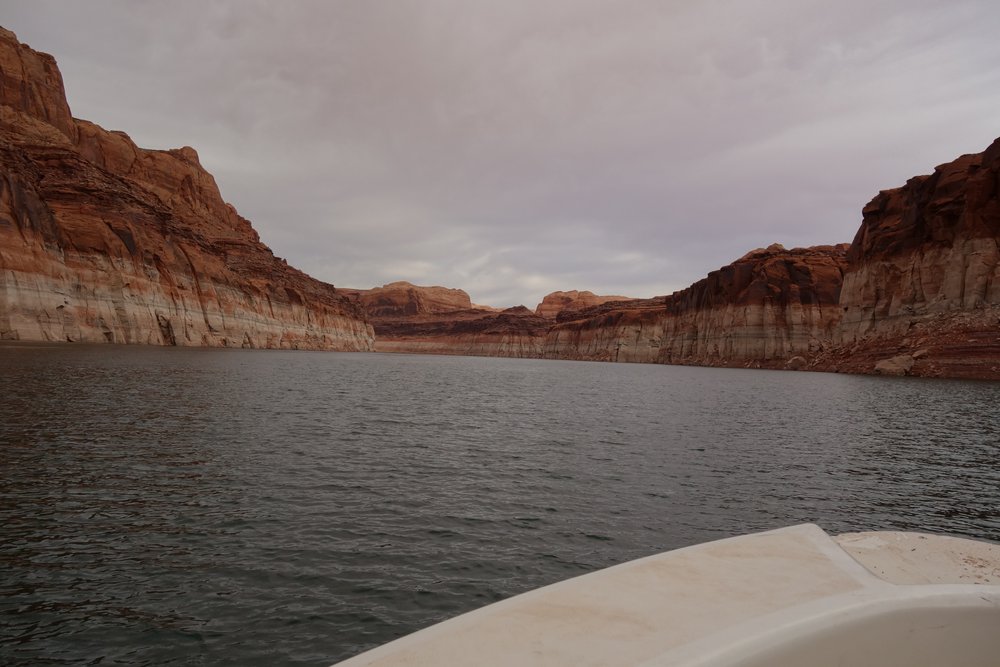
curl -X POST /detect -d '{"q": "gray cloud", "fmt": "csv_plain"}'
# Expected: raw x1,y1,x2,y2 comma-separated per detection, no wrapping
5,0,1000,307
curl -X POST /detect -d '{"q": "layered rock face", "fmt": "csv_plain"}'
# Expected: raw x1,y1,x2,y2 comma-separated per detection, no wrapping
543,245,849,365
840,141,1000,332
818,138,1000,377
0,28,373,350
364,138,1000,376
6,28,996,375
345,282,547,357
540,139,1000,377
364,245,850,367
374,307,550,357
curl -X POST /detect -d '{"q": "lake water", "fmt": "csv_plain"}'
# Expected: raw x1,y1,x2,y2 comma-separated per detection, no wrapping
1,344,998,665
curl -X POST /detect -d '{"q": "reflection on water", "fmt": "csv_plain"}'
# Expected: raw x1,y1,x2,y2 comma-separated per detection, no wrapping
1,343,998,665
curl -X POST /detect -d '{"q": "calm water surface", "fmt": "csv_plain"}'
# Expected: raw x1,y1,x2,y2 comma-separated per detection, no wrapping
1,344,998,665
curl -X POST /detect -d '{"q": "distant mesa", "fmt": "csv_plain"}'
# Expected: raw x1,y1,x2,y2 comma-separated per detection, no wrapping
342,281,477,319
534,290,637,320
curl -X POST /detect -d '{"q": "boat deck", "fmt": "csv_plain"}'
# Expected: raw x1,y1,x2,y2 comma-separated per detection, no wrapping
332,524,1000,666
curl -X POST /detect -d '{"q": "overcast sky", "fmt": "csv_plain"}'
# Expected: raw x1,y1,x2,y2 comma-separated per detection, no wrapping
5,1,1000,307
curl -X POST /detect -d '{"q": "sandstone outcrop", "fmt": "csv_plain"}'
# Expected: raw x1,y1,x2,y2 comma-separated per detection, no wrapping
0,28,373,350
543,244,849,365
873,354,915,376
374,307,550,357
534,290,635,320
817,138,1000,378
838,140,1000,338
345,281,477,320
538,138,1000,378
810,306,1000,378
369,243,849,367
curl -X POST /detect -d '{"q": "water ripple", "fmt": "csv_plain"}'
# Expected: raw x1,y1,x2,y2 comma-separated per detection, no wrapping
1,346,999,665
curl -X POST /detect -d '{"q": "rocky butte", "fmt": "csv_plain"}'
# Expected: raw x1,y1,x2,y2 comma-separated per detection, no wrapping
0,27,373,350
534,290,635,320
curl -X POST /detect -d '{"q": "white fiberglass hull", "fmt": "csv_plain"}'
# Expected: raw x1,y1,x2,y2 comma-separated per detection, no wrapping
332,524,1000,666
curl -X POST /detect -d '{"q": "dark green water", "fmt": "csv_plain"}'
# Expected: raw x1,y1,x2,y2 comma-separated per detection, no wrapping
1,344,998,665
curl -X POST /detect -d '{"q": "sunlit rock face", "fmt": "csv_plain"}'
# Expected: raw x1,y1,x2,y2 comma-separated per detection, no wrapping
817,138,1000,378
543,245,849,366
0,28,373,350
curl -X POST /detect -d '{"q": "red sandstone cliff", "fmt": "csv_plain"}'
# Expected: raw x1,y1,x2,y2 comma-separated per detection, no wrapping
352,143,999,379
543,244,849,365
357,242,851,367
540,139,1000,378
361,144,1000,378
816,138,1000,378
5,28,996,375
0,28,372,349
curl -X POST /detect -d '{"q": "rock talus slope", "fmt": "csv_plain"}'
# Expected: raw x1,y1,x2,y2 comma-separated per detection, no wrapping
0,27,373,350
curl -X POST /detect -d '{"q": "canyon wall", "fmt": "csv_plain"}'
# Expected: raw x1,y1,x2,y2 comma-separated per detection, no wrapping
358,150,1000,379
3,26,997,375
345,282,547,357
816,138,1000,377
376,140,1000,379
0,28,373,350
542,245,849,366
373,310,548,358
539,140,1000,378
306,132,1000,378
